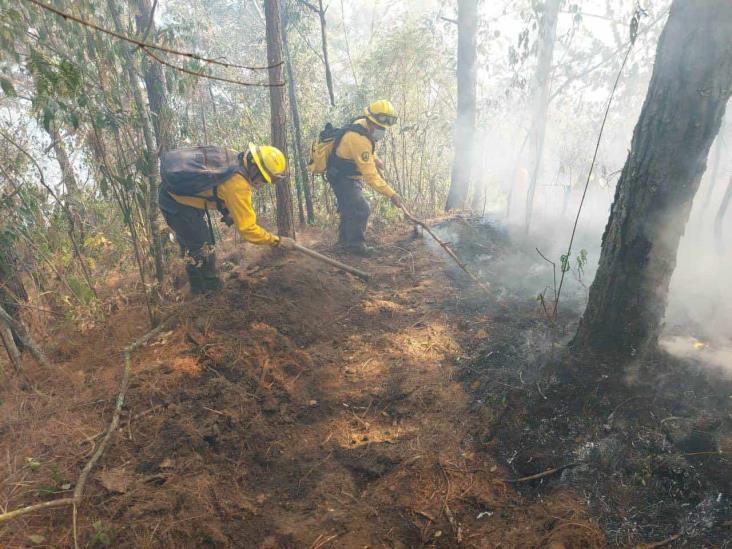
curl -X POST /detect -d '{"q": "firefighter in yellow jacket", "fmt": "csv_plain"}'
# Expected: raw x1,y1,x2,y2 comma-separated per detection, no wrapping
159,144,295,294
328,100,402,256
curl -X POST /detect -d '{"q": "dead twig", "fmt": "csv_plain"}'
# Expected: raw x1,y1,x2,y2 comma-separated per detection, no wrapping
504,462,582,483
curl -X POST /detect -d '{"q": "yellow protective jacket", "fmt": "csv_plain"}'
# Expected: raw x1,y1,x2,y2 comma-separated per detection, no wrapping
169,171,279,246
333,119,396,198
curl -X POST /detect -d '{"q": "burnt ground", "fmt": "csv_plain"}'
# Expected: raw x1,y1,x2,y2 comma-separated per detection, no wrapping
0,218,730,548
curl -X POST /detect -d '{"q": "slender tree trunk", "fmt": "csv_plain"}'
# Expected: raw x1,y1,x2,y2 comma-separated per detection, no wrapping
317,0,335,106
445,0,478,212
49,122,81,198
108,0,164,316
524,0,561,232
573,0,732,357
264,0,296,238
0,244,28,351
283,4,315,224
137,0,174,154
0,322,21,372
137,0,174,290
45,121,98,296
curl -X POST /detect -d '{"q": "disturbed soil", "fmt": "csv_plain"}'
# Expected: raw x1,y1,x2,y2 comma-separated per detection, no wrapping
1,219,730,548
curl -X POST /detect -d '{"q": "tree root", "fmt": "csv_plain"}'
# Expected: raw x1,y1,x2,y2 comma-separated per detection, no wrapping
0,317,176,545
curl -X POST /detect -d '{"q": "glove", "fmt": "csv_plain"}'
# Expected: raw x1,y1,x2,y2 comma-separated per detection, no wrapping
390,194,403,208
276,236,297,250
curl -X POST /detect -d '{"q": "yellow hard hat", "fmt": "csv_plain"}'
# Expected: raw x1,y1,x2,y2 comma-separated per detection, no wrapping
364,99,398,128
248,143,287,183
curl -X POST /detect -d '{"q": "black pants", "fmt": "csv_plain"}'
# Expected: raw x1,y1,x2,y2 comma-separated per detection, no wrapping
328,176,370,246
159,183,221,292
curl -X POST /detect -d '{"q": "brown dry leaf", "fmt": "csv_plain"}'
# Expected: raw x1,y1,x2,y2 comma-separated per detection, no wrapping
159,457,175,469
97,466,134,493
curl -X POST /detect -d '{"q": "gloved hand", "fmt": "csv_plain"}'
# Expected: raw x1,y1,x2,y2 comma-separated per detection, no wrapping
390,194,403,208
276,236,297,250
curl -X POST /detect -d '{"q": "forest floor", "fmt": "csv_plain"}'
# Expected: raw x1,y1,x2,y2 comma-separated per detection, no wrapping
0,218,730,548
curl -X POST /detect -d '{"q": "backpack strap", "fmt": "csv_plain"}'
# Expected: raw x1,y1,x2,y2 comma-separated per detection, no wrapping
328,123,374,165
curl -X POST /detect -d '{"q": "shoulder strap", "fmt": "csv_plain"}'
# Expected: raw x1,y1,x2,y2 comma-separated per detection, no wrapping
334,123,374,153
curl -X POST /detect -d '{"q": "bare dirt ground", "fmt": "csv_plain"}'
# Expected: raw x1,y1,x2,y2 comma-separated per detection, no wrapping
1,219,729,548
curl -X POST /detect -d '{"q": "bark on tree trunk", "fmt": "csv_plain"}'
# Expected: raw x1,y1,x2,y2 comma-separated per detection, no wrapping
697,117,725,219
283,4,315,224
265,0,296,238
445,0,478,212
573,0,732,357
524,0,561,232
714,174,732,245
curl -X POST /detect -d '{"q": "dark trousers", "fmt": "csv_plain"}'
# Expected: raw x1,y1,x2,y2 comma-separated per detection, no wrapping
159,183,221,292
328,176,370,246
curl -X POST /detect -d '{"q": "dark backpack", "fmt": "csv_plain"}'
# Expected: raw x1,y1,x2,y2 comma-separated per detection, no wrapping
160,146,245,196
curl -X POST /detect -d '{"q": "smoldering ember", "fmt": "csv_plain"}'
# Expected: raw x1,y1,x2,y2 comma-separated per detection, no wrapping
0,0,730,547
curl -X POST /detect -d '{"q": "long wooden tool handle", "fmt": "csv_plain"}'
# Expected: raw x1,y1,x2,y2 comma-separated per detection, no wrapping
399,205,491,295
292,243,372,281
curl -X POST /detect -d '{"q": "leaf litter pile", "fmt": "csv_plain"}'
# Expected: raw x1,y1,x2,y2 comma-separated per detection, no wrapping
1,219,729,547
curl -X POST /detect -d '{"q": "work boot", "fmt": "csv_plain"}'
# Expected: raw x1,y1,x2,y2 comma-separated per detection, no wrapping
185,264,205,295
199,253,224,294
346,243,375,257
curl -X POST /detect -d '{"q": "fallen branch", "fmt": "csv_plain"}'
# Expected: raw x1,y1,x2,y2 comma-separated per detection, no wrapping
504,462,582,483
399,205,491,296
0,317,176,533
293,242,371,281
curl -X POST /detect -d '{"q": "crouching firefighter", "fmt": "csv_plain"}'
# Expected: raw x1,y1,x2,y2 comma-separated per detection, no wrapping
159,143,295,294
308,100,403,256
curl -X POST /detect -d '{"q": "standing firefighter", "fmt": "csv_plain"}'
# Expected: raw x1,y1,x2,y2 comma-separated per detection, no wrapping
309,100,403,256
159,143,295,294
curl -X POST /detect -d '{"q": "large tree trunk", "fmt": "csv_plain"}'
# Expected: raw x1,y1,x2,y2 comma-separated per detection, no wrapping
264,0,296,238
523,0,561,232
283,4,315,224
714,174,732,246
445,0,478,211
573,0,732,357
696,121,724,219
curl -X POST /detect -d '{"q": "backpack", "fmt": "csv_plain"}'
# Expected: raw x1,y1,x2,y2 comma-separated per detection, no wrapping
307,122,373,178
160,146,245,196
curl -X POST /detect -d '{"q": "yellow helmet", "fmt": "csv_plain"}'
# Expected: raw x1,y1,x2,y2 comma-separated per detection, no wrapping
364,99,398,128
248,143,287,183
